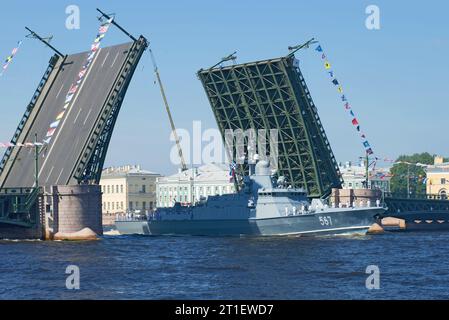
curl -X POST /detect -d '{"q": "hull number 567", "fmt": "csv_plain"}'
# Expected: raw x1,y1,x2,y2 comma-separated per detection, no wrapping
318,216,333,226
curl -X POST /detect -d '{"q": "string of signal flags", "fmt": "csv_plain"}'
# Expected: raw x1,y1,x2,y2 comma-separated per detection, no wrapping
0,40,23,77
0,16,114,149
313,41,374,157
2,34,375,157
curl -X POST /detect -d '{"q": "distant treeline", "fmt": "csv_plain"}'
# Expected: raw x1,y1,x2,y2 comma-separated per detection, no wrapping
389,152,448,196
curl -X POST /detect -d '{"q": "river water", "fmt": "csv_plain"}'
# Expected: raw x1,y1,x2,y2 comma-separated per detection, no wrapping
1,230,448,299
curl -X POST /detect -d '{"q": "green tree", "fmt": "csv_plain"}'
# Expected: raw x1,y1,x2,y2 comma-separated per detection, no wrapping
389,153,435,196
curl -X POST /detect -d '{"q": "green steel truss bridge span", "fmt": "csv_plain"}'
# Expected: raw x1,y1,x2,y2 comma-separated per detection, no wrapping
198,54,343,198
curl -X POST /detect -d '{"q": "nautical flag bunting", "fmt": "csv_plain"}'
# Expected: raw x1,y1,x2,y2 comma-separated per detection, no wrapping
314,42,374,155
0,40,23,77
40,16,114,145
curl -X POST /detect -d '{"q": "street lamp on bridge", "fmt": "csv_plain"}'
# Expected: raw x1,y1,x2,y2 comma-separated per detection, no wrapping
395,161,429,198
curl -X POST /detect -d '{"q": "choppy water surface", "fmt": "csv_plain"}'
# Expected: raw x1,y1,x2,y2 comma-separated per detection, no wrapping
1,231,449,299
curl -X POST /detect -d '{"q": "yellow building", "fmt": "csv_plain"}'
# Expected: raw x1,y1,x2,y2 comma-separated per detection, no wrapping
426,156,449,198
100,165,161,223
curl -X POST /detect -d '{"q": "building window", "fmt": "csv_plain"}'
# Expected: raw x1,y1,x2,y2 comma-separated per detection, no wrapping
440,190,447,199
142,185,146,193
121,202,124,210
107,185,110,194
150,202,153,209
129,202,133,210
107,202,110,211
143,202,147,210
116,185,119,193
121,185,124,193
442,178,446,185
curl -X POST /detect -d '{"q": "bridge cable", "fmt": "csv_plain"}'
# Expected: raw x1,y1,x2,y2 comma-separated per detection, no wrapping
149,48,188,172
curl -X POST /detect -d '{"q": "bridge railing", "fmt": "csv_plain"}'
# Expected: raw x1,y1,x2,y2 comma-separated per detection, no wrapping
384,192,448,201
0,187,36,195
0,187,42,226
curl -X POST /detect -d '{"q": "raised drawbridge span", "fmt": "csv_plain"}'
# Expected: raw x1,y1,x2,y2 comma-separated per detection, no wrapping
198,53,343,198
0,37,147,189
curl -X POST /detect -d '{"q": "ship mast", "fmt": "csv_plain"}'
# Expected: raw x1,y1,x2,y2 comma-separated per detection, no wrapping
149,48,187,172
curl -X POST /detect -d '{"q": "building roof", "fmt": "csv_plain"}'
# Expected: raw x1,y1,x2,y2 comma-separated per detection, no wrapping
427,164,449,174
157,163,231,184
339,162,391,181
101,165,161,178
427,156,449,173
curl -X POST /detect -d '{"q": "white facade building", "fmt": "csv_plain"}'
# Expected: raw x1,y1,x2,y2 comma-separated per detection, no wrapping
156,163,235,208
339,161,391,192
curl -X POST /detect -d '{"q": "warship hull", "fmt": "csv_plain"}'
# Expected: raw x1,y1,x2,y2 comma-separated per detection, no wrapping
115,207,383,236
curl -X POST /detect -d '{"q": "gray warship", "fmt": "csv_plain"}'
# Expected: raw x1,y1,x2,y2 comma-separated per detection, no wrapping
115,161,384,236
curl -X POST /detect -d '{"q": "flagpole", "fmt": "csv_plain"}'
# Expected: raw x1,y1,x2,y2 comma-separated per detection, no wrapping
25,27,64,58
407,164,411,198
209,51,237,69
365,153,369,189
287,38,317,56
34,133,39,189
96,8,137,41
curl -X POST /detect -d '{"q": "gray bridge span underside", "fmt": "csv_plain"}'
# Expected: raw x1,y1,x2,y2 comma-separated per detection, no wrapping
0,37,147,188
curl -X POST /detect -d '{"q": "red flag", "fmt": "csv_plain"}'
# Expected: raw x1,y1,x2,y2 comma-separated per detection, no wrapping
99,25,109,34
352,118,359,126
91,42,100,52
78,68,87,78
68,84,78,94
46,128,56,137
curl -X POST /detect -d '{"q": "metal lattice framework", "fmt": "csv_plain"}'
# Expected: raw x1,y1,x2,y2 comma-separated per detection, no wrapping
198,54,342,198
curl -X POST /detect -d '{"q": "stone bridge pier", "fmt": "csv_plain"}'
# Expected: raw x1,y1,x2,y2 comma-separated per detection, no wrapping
45,185,102,240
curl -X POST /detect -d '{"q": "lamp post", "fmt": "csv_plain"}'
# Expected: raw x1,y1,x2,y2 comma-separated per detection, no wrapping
396,161,429,198
34,134,40,189
360,154,376,189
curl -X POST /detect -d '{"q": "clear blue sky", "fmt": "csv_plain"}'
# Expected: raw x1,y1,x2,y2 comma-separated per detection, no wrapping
0,0,448,175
